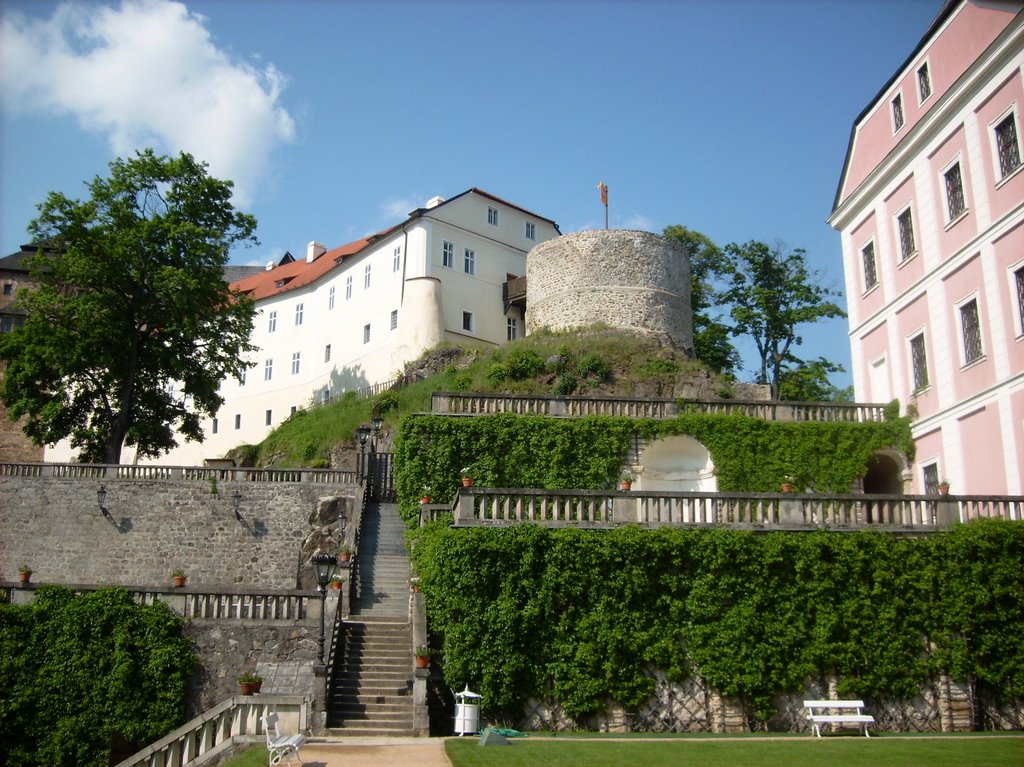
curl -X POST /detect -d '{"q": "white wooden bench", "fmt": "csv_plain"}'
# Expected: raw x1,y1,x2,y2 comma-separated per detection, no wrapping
804,699,874,737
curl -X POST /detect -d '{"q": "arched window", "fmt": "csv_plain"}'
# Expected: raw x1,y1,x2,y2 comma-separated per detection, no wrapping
637,436,716,492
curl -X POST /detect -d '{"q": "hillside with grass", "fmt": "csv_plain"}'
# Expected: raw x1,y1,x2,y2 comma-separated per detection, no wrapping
228,326,743,468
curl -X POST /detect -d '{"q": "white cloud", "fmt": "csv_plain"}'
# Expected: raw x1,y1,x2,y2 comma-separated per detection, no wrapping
379,196,421,222
620,213,655,231
0,0,295,206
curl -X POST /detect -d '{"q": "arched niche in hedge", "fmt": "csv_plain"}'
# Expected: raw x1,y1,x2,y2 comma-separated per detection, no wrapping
638,434,716,491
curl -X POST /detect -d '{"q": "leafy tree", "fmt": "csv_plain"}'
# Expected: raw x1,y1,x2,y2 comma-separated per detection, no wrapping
663,225,739,376
0,150,257,463
721,241,845,399
778,356,849,402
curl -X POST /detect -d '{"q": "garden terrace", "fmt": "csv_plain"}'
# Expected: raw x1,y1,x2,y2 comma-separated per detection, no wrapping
0,461,356,484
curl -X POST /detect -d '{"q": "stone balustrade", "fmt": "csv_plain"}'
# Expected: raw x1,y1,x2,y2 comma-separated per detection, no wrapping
430,392,888,422
112,694,309,767
0,461,356,484
448,488,1022,531
3,583,322,623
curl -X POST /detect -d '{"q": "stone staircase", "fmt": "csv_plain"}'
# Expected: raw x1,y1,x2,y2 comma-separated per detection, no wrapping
327,502,414,735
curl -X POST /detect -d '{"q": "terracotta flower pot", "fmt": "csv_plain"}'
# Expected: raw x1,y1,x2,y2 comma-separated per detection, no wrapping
781,483,793,493
619,481,632,491
172,575,186,588
415,655,430,669
239,681,261,695
18,571,31,584
462,477,473,487
420,496,432,504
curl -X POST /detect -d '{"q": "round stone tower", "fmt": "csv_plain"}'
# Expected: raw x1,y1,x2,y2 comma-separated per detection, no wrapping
526,230,693,354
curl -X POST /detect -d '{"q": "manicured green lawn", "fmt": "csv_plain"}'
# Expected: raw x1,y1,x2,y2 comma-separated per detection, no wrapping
445,735,1024,767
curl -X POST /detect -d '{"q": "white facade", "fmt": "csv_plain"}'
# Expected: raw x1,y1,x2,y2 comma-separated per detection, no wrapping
46,189,559,465
829,1,1024,494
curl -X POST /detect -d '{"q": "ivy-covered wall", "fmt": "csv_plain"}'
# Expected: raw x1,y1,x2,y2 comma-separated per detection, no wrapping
394,408,914,526
409,520,1024,727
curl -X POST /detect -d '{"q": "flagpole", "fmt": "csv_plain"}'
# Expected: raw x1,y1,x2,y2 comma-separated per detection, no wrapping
598,182,608,229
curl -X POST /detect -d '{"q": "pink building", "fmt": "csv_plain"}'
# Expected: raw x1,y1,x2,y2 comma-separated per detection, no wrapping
829,0,1024,495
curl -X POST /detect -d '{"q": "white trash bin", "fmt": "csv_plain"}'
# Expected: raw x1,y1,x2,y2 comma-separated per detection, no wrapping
454,685,482,736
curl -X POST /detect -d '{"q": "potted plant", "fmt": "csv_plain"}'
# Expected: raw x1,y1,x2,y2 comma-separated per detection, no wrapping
420,485,433,504
18,565,32,584
460,467,473,487
237,671,263,695
410,576,421,592
171,569,187,588
338,545,353,563
938,480,950,496
780,476,796,493
619,473,635,491
330,575,345,590
414,646,433,669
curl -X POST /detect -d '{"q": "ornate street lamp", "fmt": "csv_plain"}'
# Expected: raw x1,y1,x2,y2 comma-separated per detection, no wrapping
97,484,107,510
356,425,371,482
312,552,338,666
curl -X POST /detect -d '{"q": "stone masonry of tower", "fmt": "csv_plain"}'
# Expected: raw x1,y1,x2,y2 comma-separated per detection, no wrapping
526,230,694,354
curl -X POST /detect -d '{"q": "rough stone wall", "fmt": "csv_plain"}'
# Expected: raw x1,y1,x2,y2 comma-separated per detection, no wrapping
0,364,44,463
0,476,354,589
527,230,694,354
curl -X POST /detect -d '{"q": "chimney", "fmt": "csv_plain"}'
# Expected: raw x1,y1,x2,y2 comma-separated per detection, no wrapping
425,196,445,209
265,261,274,271
306,241,326,263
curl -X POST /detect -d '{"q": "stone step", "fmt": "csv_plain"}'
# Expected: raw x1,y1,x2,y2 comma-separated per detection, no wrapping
326,725,414,737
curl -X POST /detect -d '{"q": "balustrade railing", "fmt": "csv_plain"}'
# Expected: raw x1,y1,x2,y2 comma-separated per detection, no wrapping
431,392,888,422
0,461,356,484
4,583,317,623
113,694,308,767
450,488,1022,531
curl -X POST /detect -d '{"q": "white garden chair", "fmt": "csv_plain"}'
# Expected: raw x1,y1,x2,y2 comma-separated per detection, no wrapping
262,711,306,767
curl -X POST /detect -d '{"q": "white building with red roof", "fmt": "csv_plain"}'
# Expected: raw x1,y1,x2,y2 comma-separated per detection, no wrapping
45,188,559,465
828,0,1024,494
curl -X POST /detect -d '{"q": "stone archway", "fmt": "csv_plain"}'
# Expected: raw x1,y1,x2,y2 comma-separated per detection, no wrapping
862,452,906,495
637,435,716,492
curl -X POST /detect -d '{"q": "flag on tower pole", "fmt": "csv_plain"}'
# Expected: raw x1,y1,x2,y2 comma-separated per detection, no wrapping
597,182,608,229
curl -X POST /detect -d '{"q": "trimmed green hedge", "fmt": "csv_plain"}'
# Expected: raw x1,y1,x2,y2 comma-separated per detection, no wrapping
410,520,1024,725
0,587,195,767
394,409,914,526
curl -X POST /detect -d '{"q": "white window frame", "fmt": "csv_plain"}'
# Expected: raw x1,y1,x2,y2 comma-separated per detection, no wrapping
916,60,932,105
346,275,353,300
525,222,536,241
264,358,273,381
265,409,273,426
462,311,474,332
238,369,246,387
1010,260,1024,338
443,240,455,269
891,91,905,133
955,293,984,367
268,310,277,333
212,417,218,435
390,309,398,330
991,105,1023,184
940,156,968,226
291,351,301,375
507,316,518,341
234,414,241,430
295,302,304,326
921,461,940,495
860,238,878,293
895,204,917,264
908,329,929,393
329,286,336,310
487,206,499,226
363,323,370,344
393,245,401,272
364,264,371,289
324,344,331,363
464,248,476,275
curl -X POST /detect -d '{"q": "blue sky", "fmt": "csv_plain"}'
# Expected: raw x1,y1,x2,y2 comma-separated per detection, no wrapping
0,0,941,388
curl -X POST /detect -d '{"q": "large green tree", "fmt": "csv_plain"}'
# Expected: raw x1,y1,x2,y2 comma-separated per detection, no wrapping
662,225,739,376
0,150,257,463
722,241,845,400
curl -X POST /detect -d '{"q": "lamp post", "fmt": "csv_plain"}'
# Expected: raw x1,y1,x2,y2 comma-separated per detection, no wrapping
356,425,370,483
312,552,338,666
97,484,107,510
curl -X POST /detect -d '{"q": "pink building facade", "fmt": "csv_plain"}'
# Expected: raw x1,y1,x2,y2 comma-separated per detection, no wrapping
829,0,1024,495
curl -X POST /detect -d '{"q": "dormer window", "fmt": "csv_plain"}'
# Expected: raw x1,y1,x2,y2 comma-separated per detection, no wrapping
487,207,499,226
